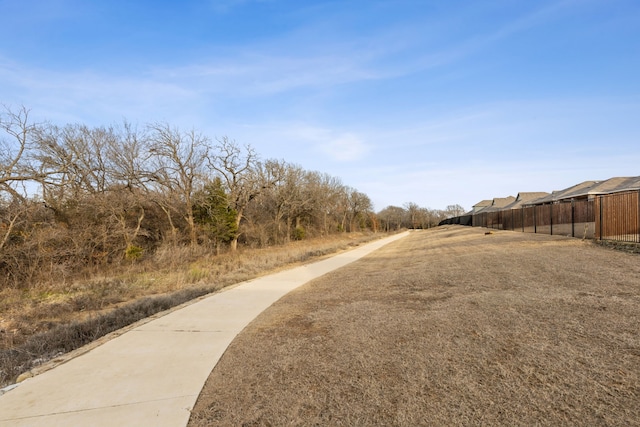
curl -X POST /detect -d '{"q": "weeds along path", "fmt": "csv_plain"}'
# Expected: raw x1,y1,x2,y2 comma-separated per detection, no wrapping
189,226,640,426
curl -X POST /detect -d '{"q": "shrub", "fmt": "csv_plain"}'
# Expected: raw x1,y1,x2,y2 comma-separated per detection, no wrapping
293,226,306,241
125,245,144,261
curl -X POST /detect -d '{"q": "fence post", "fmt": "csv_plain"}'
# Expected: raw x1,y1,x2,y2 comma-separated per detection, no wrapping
550,203,553,236
638,190,640,243
534,206,537,234
599,195,603,240
571,199,575,238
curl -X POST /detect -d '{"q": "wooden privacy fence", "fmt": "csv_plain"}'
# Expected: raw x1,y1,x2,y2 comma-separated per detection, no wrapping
446,190,640,243
595,190,640,243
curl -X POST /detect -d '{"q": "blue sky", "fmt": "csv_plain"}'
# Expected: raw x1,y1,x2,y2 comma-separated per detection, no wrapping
1,0,639,211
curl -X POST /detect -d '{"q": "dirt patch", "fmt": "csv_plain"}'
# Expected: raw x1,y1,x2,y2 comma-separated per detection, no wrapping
189,226,640,426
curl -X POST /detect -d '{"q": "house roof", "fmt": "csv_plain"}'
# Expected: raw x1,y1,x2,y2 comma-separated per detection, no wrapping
491,196,516,207
477,196,516,212
504,192,550,209
570,176,640,198
472,200,492,208
524,181,599,205
470,176,640,212
523,177,640,204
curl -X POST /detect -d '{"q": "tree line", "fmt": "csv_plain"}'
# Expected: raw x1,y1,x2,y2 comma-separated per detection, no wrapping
377,203,465,232
1,105,461,289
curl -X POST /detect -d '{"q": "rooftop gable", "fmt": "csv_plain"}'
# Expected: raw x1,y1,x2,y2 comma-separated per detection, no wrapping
491,196,516,208
473,200,492,208
504,192,550,209
478,196,516,212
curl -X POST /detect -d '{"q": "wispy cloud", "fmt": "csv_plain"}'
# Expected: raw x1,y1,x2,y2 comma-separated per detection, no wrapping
281,124,370,163
1,36,386,124
0,55,201,123
152,51,380,97
317,133,369,162
367,0,588,79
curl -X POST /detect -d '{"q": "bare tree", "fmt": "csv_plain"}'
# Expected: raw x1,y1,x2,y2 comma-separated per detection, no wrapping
247,159,286,245
378,205,406,231
106,121,149,190
348,190,373,232
404,202,422,229
446,204,466,218
0,106,61,272
147,123,208,246
270,163,314,243
0,105,44,200
207,137,270,251
320,173,346,235
30,123,126,212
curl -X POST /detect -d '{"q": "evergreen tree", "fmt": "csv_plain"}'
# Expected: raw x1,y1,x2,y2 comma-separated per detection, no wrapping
193,177,238,254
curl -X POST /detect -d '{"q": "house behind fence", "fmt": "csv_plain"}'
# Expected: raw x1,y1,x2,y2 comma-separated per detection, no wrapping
440,176,640,244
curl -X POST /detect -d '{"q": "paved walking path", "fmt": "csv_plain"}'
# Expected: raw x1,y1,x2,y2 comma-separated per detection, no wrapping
0,232,408,427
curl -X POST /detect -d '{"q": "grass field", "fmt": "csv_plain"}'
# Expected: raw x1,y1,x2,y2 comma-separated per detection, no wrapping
189,226,640,426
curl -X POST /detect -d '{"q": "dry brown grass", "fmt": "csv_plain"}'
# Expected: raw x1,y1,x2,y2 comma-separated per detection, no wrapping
0,232,382,387
189,226,640,426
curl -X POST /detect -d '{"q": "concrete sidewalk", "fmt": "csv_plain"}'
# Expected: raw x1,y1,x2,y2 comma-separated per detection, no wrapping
0,232,408,427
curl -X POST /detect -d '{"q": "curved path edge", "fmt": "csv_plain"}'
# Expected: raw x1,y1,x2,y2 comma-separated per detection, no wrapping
0,232,409,427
